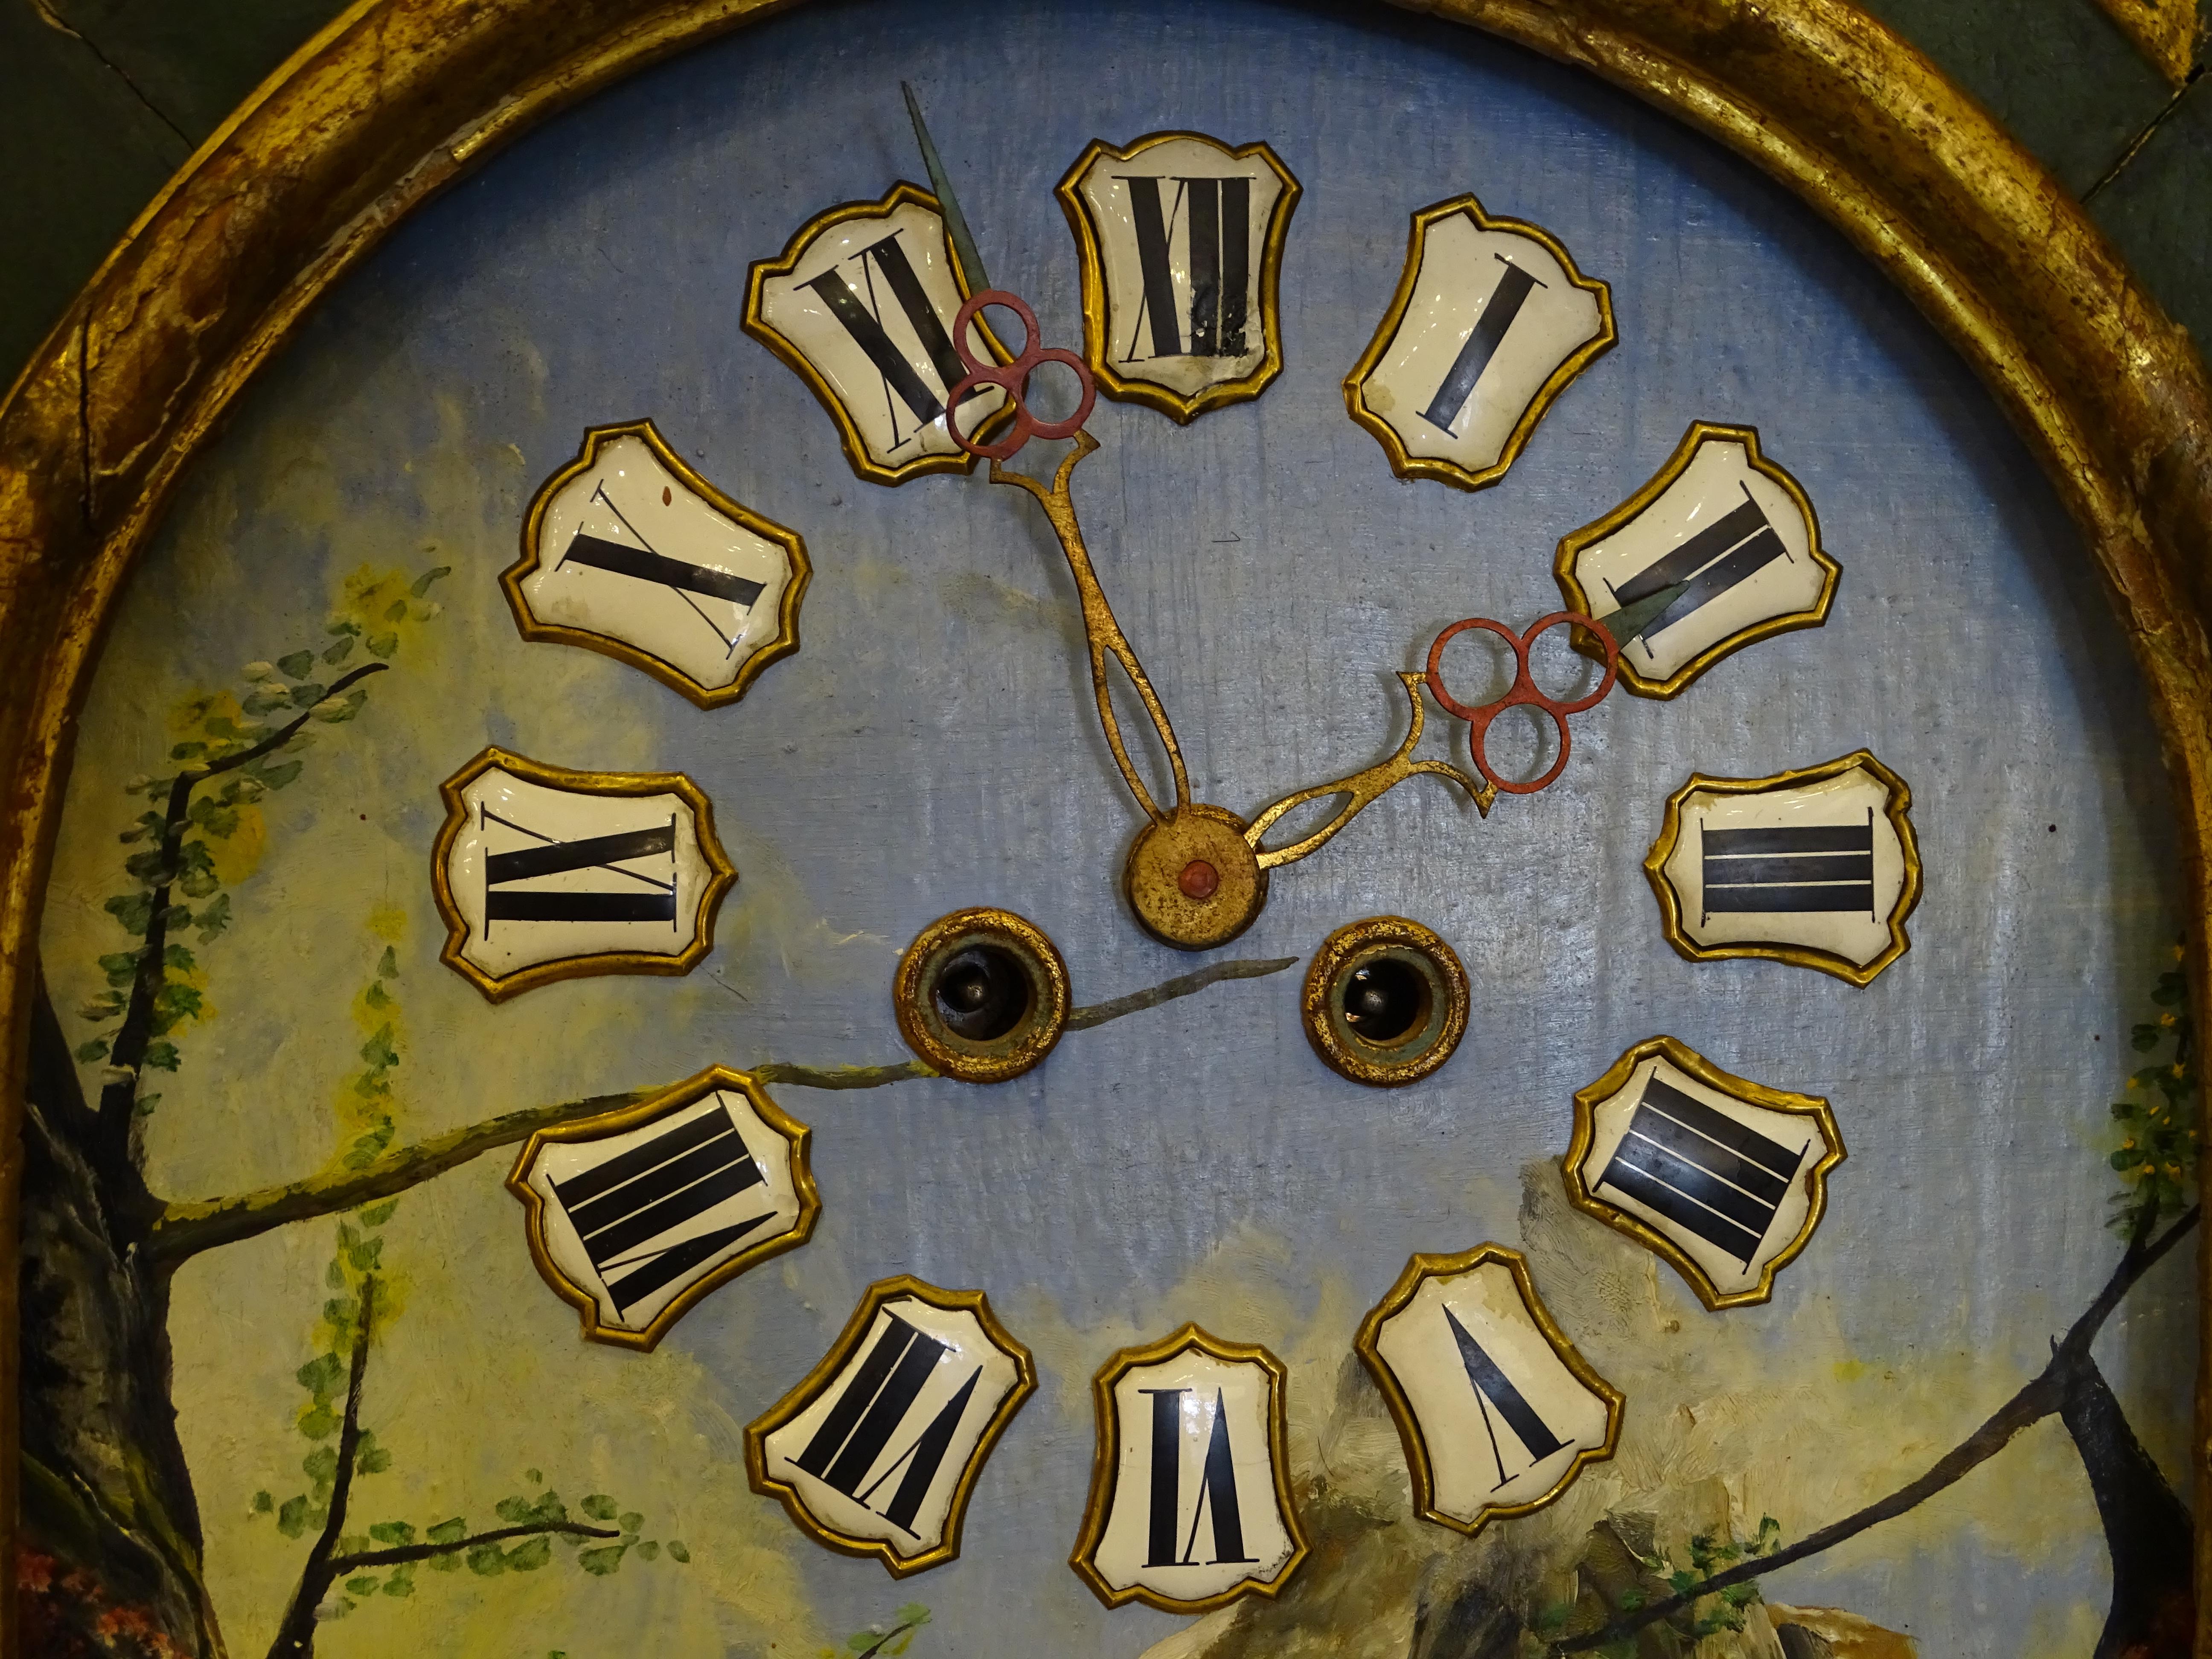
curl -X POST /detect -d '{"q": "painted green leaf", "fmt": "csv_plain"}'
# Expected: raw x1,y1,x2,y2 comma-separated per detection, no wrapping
277,1496,309,1538
367,632,401,660
277,650,317,678
412,566,452,596
367,1520,414,1544
74,1039,110,1063
382,1567,415,1598
302,1447,338,1484
195,894,232,940
256,760,303,791
344,1576,380,1596
384,599,410,622
252,1490,273,1514
578,1544,628,1576
847,1630,879,1650
105,893,154,935
358,1199,399,1226
581,1494,620,1521
323,635,356,664
427,1516,468,1545
666,1540,690,1563
634,1541,658,1562
466,1543,507,1577
619,1511,643,1534
506,1536,553,1572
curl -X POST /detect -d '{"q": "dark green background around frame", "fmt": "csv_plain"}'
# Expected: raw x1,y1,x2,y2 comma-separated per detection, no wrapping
2,0,2206,393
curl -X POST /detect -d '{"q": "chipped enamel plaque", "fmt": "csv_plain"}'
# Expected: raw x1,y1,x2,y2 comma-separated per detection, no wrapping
1557,422,1837,697
1646,749,1919,985
504,421,807,707
1344,194,1614,490
743,182,1010,484
1055,131,1301,422
1071,1324,1307,1615
1356,1245,1621,1535
507,1066,817,1349
1565,1037,1845,1309
431,747,735,1000
746,1278,1036,1576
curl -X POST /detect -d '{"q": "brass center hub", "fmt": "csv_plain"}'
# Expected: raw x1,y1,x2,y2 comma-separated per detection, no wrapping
1123,805,1267,950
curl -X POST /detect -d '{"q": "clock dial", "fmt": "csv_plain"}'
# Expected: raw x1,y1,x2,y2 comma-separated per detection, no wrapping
18,3,2195,1659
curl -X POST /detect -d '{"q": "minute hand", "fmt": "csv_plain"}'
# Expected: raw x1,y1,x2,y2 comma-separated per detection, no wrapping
987,432,1190,825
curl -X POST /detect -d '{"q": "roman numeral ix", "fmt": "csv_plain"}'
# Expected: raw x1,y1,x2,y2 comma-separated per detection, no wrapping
481,807,678,933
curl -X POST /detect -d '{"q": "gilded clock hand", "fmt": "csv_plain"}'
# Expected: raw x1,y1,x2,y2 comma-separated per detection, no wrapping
900,84,990,294
1243,581,1691,869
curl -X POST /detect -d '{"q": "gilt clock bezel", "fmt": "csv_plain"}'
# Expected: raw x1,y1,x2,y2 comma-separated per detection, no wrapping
2,0,2210,1640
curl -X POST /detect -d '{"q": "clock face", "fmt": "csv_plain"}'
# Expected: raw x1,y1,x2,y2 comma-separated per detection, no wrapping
22,3,2196,1659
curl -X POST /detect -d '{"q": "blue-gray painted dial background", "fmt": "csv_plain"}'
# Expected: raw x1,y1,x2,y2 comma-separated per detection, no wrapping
63,0,2191,1653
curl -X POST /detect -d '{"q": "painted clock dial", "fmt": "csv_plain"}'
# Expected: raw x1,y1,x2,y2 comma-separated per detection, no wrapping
20,4,2195,1659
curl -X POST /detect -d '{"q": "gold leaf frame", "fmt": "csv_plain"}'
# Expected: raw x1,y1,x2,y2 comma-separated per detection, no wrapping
502,417,811,709
1562,1035,1848,1311
740,180,1013,487
429,744,738,1002
1068,1321,1310,1614
1342,192,1617,491
742,1275,1038,1578
1554,420,1840,699
1644,748,1922,986
1053,130,1303,424
504,1063,820,1351
0,0,2209,1635
1353,1242,1625,1536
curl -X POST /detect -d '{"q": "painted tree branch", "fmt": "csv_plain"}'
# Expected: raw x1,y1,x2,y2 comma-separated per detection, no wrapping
326,1519,619,1573
146,954,1298,1264
1551,1204,2201,1653
268,1275,378,1659
95,661,391,1176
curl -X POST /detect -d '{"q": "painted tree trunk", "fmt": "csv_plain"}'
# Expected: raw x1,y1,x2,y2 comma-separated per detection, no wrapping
19,980,216,1659
2061,1354,2195,1658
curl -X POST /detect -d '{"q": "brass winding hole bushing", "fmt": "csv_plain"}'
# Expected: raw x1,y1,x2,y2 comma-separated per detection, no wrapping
1301,917,1470,1087
894,907,1071,1083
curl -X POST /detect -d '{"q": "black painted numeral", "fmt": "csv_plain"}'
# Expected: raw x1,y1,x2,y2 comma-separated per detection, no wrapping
1609,486,1794,644
1141,1387,1257,1567
1116,177,1252,361
1701,812,1877,920
803,231,971,446
558,483,764,656
794,1313,982,1536
1419,255,1543,434
481,809,677,933
548,1106,771,1316
1442,1306,1568,1490
1597,1075,1810,1268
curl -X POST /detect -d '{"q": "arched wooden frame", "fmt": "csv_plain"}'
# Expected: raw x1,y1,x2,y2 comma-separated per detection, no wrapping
0,0,2207,1639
